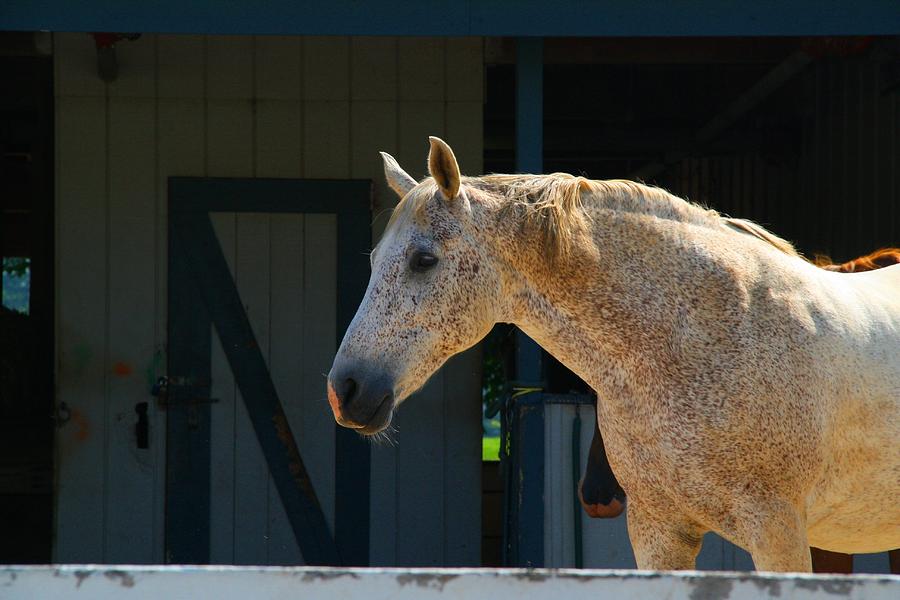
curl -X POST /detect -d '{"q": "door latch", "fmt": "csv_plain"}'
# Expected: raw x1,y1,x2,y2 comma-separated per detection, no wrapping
151,376,218,408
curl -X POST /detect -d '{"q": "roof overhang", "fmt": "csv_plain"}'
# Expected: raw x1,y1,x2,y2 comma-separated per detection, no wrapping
3,1,900,36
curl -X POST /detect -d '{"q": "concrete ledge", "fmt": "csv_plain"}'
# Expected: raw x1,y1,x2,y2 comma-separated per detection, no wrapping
1,566,898,599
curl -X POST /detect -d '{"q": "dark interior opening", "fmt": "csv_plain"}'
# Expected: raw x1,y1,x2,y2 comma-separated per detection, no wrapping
0,32,55,563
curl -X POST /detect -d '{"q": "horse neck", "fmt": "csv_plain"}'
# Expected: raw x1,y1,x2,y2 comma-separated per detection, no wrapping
492,208,741,397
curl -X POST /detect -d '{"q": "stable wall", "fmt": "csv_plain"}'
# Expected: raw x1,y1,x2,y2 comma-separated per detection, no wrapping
53,32,484,565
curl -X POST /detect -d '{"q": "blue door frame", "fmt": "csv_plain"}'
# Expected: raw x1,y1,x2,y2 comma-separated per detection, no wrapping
166,177,371,566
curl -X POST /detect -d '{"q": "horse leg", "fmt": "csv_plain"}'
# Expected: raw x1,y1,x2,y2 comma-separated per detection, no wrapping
626,500,704,570
742,500,812,573
579,415,626,518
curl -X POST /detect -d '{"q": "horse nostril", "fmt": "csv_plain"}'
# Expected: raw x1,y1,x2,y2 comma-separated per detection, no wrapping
339,377,358,406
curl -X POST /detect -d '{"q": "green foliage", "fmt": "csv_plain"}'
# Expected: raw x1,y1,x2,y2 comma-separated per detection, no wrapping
2,257,30,277
2,257,31,314
482,325,513,462
482,436,500,461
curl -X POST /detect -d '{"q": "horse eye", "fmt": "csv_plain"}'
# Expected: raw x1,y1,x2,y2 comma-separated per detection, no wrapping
410,251,438,273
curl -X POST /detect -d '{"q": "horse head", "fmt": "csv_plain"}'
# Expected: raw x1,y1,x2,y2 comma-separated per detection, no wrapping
327,137,502,435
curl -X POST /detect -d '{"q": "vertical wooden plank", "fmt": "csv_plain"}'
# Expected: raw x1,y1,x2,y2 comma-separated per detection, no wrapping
856,64,873,258
446,38,483,103
398,38,445,101
580,407,635,569
812,64,825,253
394,371,445,566
300,34,350,180
107,35,157,98
300,215,338,545
207,35,254,99
207,79,254,564
232,214,273,564
446,102,484,175
829,62,844,259
157,35,205,99
367,439,397,566
303,37,350,101
441,347,482,566
877,63,895,248
398,101,444,180
54,33,106,97
353,96,399,568
351,37,398,101
54,95,108,562
166,212,213,563
542,404,553,566
255,36,302,100
254,41,305,563
208,100,254,177
696,533,726,570
256,101,303,178
208,213,237,564
543,403,563,566
303,101,350,178
350,100,397,241
156,94,205,562
104,96,158,563
894,90,899,245
266,215,305,565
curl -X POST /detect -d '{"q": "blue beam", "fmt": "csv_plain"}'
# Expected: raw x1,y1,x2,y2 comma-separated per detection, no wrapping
512,37,545,569
515,38,543,175
2,1,899,35
514,37,544,391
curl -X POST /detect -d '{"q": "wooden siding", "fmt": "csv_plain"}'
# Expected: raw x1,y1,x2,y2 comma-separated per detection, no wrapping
53,33,484,566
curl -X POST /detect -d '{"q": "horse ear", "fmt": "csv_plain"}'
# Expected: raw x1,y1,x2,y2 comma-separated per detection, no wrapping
380,152,417,198
427,136,461,201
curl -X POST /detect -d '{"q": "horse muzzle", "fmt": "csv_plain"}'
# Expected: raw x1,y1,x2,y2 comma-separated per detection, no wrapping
326,364,395,435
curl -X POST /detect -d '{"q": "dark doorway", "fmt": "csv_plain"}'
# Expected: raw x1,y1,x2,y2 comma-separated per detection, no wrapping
0,33,55,563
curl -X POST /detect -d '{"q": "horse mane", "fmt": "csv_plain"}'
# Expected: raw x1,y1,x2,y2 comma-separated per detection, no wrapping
470,174,727,261
721,217,802,258
470,174,806,262
814,248,900,272
390,172,803,262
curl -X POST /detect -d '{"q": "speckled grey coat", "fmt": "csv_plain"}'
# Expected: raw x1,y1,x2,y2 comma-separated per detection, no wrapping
327,137,900,572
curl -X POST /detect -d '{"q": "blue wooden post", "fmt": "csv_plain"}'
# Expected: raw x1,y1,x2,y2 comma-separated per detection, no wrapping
513,37,545,568
515,37,545,387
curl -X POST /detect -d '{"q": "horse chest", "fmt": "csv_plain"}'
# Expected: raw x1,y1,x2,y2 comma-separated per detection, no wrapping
595,399,694,497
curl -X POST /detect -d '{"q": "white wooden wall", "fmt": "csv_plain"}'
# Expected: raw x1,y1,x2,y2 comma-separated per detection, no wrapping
53,32,484,565
8,566,900,600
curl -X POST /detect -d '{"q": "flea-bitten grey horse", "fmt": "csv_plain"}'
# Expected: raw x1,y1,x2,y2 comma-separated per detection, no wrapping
327,137,900,572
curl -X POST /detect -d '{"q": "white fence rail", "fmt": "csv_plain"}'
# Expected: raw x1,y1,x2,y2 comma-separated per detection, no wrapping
1,566,898,600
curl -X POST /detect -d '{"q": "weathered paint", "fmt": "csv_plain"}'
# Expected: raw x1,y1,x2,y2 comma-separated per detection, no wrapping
0,566,897,599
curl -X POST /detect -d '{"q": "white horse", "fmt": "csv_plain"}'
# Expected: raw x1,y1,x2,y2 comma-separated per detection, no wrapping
327,137,900,572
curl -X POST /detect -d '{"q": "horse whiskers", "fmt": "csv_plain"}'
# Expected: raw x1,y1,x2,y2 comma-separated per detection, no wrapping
364,425,399,447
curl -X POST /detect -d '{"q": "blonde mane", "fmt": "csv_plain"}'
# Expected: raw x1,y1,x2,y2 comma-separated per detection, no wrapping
388,173,800,261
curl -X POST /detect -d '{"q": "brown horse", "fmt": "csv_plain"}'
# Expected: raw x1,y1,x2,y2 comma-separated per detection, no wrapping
579,246,900,573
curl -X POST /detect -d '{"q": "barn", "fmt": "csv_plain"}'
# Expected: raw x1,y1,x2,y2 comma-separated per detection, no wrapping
1,0,899,580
